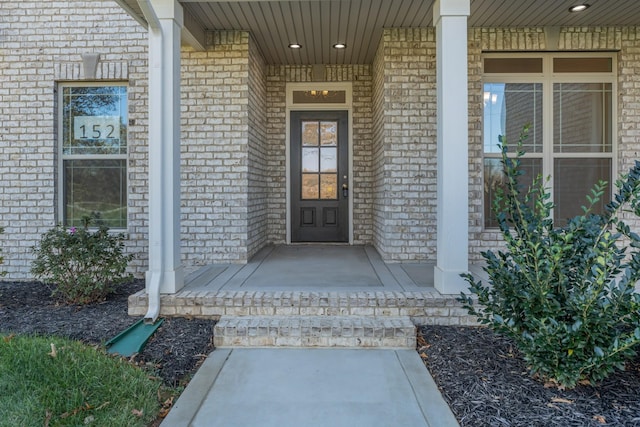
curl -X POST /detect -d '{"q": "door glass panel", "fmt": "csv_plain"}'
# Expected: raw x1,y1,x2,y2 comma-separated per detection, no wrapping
320,174,337,199
300,119,340,199
302,147,319,172
302,121,319,146
302,174,319,199
320,147,337,172
320,121,338,145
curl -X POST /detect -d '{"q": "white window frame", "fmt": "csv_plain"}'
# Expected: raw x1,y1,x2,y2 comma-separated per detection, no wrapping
482,52,617,229
57,82,129,230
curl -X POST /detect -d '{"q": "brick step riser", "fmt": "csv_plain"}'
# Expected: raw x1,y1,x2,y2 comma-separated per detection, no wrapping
128,292,478,326
213,316,416,348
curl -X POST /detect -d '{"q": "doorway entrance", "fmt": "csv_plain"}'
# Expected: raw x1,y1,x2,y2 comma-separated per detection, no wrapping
290,111,349,242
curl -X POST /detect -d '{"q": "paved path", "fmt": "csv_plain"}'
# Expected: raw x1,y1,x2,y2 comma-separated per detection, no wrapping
161,348,459,427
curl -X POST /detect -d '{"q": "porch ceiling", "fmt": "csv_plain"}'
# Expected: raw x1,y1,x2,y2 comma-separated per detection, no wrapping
117,0,640,65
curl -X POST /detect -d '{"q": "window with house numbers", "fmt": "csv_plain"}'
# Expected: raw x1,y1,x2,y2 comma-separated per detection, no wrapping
59,83,128,228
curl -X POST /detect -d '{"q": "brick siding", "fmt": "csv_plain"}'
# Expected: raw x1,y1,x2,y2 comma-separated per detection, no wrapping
0,1,148,279
1,1,639,279
371,28,437,262
468,26,640,261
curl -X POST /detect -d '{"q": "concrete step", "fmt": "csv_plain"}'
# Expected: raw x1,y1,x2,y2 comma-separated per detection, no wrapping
213,315,416,349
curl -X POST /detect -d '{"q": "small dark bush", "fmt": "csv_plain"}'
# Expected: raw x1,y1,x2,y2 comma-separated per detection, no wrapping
31,216,133,304
461,126,640,388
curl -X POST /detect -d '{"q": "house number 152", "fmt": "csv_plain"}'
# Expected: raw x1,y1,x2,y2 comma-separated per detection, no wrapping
78,124,116,139
74,116,121,140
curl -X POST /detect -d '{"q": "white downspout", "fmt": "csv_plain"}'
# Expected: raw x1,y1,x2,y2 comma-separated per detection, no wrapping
113,0,149,28
144,271,163,324
139,0,164,324
137,0,161,30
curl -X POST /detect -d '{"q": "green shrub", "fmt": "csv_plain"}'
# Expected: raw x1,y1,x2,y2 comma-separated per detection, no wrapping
31,216,133,304
460,127,640,389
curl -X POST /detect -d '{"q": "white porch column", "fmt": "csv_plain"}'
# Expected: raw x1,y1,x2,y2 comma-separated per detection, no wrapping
145,0,184,294
433,0,470,294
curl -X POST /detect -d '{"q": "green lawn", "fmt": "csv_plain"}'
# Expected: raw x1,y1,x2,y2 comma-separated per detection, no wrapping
0,335,161,427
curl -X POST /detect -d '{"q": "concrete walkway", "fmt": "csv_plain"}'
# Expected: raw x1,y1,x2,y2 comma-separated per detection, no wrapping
160,348,459,427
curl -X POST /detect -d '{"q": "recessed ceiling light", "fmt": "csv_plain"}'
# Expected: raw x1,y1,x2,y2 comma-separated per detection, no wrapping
333,43,347,49
288,43,302,49
568,4,589,12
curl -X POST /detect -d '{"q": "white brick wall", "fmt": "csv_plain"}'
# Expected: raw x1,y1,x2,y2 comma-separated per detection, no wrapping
371,36,387,258
371,28,437,262
247,35,269,258
264,71,287,244
1,1,639,279
181,31,252,265
0,1,148,279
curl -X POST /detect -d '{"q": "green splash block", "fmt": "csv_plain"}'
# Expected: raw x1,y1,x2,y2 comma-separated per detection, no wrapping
105,318,164,357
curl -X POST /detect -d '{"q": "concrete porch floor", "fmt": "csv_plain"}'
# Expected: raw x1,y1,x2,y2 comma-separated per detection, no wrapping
183,245,437,292
128,245,479,325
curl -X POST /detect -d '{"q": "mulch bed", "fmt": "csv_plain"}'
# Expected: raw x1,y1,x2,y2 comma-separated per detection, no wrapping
3,280,640,425
0,280,215,387
418,326,640,427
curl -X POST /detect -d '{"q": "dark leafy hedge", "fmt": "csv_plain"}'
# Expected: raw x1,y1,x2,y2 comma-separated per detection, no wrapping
31,216,133,304
461,126,640,388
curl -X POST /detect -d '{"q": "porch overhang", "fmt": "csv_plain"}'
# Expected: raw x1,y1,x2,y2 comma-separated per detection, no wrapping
115,0,640,299
115,0,640,65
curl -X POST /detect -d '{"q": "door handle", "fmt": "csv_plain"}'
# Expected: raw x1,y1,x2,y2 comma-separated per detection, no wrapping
342,183,349,198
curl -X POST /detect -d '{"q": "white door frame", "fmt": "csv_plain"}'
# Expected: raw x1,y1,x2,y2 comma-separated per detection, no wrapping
285,82,353,244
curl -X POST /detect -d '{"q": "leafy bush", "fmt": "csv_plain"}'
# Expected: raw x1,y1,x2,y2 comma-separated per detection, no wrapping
460,127,640,389
31,216,133,304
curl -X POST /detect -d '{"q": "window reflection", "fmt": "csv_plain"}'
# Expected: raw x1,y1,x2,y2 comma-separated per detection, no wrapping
320,148,337,172
302,121,319,146
302,174,319,199
302,147,319,172
484,158,541,229
320,121,337,145
553,83,612,153
64,159,127,228
320,175,337,199
61,85,128,228
300,120,339,200
62,86,127,155
483,83,542,153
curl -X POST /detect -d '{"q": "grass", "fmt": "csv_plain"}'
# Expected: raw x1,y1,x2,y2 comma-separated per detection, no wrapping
0,334,161,427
